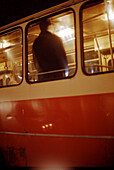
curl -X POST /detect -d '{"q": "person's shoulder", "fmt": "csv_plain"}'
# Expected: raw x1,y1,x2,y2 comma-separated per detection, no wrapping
33,35,41,46
48,31,62,41
48,31,58,37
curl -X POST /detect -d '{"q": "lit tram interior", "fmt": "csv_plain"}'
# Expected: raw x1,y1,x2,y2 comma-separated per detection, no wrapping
0,0,114,86
0,29,22,86
83,1,114,74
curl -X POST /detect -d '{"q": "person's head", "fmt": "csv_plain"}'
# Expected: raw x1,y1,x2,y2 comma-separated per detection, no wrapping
39,18,51,32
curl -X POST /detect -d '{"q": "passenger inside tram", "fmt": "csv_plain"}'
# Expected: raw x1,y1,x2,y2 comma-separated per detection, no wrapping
0,1,114,87
32,18,68,81
27,11,76,82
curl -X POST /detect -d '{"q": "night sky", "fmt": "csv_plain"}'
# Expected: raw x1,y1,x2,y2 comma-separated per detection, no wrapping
0,0,68,27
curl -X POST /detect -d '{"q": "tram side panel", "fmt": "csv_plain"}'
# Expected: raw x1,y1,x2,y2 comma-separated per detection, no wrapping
0,92,114,166
0,0,114,167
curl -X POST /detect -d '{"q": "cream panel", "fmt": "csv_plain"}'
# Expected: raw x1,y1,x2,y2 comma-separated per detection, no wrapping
0,71,114,102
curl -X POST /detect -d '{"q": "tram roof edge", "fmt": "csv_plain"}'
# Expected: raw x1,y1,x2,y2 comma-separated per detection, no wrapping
0,0,86,32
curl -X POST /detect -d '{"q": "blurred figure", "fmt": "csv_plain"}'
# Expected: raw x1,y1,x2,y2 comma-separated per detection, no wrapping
32,18,68,81
8,73,17,85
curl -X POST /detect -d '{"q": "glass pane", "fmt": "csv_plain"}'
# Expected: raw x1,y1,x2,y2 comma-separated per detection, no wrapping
0,29,22,87
27,10,76,82
82,0,114,74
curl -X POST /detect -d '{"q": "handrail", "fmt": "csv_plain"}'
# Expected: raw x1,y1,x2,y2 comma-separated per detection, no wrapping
28,65,76,76
85,63,114,69
0,43,22,52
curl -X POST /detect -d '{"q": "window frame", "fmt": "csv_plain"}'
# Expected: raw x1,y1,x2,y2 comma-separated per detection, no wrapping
25,8,77,84
80,0,114,76
0,26,23,88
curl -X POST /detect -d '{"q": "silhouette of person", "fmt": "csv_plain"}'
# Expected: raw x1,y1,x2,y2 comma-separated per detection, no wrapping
32,18,68,81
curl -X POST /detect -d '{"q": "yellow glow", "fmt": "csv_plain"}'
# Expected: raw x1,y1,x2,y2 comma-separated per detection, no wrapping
2,40,10,48
5,74,8,78
105,0,114,21
49,123,53,127
42,123,53,129
0,43,2,48
105,10,114,20
58,27,73,40
42,126,45,129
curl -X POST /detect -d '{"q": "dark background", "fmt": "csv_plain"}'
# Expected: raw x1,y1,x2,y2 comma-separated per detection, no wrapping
0,0,68,27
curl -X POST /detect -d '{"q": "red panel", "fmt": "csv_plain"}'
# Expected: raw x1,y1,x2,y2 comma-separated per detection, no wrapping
0,93,114,166
0,93,114,136
0,134,114,167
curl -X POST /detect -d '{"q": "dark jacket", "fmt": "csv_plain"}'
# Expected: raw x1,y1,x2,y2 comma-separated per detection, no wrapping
32,31,68,72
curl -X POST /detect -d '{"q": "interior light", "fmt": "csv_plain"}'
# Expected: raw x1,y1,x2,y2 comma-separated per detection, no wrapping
0,43,2,48
65,69,69,77
105,10,114,20
105,0,114,21
91,69,94,74
58,27,73,40
18,75,22,80
3,40,10,48
5,74,8,78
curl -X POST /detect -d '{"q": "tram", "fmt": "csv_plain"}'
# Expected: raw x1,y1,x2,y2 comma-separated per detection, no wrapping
0,0,114,167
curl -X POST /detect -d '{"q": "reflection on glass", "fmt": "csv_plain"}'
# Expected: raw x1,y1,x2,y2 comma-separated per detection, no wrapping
42,123,53,129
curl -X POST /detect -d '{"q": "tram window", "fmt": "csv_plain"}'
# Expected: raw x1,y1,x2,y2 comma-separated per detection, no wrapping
27,10,76,83
82,0,114,75
0,28,22,87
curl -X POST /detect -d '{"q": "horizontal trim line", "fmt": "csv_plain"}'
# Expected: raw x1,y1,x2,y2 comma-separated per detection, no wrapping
0,132,114,139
